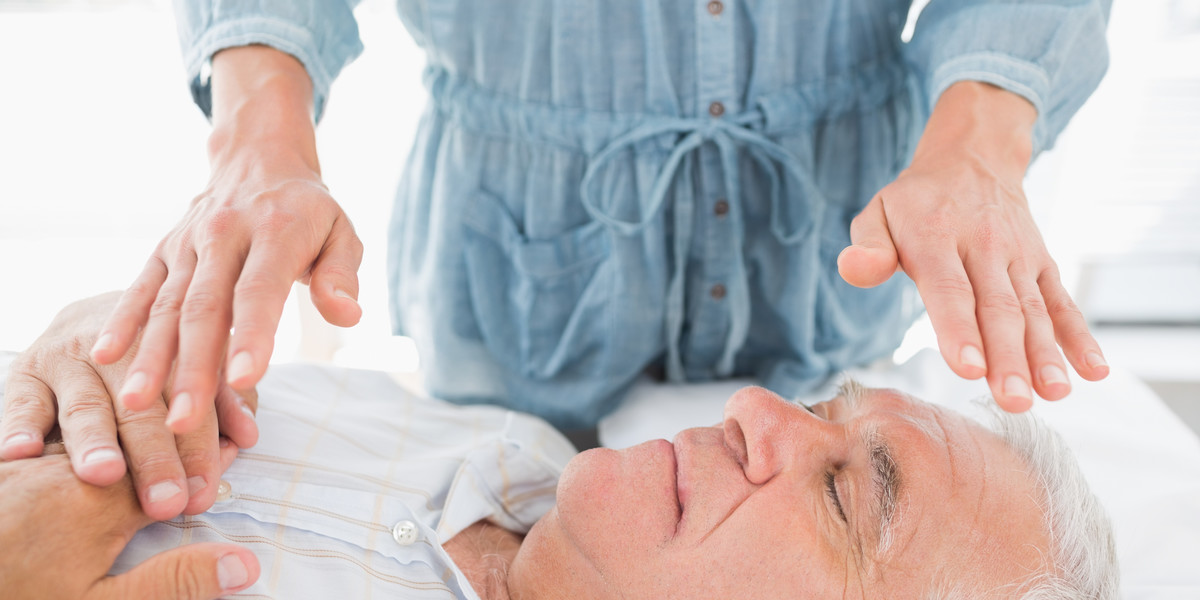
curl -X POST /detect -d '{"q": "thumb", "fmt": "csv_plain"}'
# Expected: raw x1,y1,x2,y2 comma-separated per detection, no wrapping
90,544,259,600
308,214,364,328
837,194,900,288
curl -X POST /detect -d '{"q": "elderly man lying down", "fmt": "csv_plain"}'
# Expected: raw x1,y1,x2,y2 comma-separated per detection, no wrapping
0,316,1117,599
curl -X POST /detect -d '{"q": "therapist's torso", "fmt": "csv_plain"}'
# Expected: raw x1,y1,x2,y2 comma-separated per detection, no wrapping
389,0,923,427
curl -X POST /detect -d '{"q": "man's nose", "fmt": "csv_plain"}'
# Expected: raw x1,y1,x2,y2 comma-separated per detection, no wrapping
722,386,842,485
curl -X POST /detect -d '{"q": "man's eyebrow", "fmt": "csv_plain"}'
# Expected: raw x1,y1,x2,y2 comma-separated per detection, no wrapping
862,429,901,556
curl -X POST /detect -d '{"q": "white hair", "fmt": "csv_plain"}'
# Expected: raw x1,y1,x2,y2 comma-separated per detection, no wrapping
931,399,1120,599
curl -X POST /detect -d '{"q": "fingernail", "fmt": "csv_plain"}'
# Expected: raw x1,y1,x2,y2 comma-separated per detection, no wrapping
82,448,122,465
147,480,183,504
3,432,35,448
187,475,207,496
165,393,193,427
1086,351,1108,369
1041,364,1069,387
228,351,254,384
960,345,986,371
91,333,114,356
119,371,147,402
217,553,250,590
1004,375,1032,401
334,288,358,303
238,398,256,421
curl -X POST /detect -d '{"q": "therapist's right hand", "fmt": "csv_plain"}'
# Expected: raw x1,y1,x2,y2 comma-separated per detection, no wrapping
90,45,364,434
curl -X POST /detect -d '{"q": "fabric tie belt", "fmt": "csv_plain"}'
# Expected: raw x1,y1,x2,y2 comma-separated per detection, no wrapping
580,111,828,381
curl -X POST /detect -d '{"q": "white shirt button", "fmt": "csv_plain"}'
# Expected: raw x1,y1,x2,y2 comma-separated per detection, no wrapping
392,520,419,546
215,480,232,502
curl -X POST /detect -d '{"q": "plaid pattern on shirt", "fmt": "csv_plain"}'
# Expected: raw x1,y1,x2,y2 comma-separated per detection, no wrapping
108,364,576,599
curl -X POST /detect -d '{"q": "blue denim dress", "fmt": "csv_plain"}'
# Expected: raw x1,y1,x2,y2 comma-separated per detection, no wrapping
175,0,1111,428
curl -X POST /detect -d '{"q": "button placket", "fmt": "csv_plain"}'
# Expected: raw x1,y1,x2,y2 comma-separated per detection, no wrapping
680,0,739,375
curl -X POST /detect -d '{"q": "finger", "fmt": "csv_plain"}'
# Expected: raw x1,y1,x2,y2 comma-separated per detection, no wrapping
168,241,244,434
904,243,988,380
93,257,169,365
90,544,259,600
1011,267,1071,401
114,393,189,520
225,243,306,389
214,384,258,450
1040,269,1109,382
54,363,129,486
0,370,55,459
838,194,900,288
174,397,222,515
969,259,1034,413
307,214,364,327
120,255,197,411
217,436,239,470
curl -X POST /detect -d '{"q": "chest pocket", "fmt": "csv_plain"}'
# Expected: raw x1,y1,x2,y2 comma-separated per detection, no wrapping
462,190,626,380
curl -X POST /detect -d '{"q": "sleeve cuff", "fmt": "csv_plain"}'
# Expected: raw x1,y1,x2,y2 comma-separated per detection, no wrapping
925,52,1054,155
182,16,359,122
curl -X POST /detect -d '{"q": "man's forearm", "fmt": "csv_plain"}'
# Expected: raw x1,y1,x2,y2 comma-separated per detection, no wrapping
208,45,321,177
913,81,1037,182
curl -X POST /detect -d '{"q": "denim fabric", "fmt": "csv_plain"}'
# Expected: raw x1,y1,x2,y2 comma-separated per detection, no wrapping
174,0,1111,429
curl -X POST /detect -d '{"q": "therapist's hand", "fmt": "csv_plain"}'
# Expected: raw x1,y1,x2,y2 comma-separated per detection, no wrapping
0,445,259,600
89,45,363,433
0,292,258,519
837,81,1109,412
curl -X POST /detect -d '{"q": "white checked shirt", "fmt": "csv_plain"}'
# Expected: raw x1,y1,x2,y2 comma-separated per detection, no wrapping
108,364,577,599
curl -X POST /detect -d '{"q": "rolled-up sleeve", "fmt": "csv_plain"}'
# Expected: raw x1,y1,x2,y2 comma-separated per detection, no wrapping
904,0,1112,154
172,0,364,122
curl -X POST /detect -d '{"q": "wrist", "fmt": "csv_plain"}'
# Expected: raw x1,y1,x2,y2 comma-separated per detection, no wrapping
912,81,1036,181
207,45,320,174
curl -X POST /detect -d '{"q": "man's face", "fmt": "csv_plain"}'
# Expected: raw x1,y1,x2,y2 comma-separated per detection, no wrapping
511,386,1052,598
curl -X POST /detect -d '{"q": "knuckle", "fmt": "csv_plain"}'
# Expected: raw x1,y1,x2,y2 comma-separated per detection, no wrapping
178,447,218,474
117,406,168,429
924,276,973,299
1018,293,1049,320
345,236,365,261
125,279,158,301
150,293,184,318
234,274,283,303
155,554,208,599
60,394,116,422
179,290,230,325
255,208,300,237
977,291,1023,314
1046,292,1082,318
2,392,53,421
200,207,240,240
130,451,183,478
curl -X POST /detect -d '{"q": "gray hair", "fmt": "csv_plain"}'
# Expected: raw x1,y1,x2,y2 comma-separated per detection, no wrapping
933,399,1120,599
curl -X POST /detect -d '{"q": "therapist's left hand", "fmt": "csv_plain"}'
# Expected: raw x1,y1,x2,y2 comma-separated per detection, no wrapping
837,81,1109,412
0,445,259,599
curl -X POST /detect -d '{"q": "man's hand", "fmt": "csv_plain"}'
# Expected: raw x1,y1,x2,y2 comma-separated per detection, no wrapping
0,292,258,519
89,45,363,433
838,81,1109,412
0,449,259,599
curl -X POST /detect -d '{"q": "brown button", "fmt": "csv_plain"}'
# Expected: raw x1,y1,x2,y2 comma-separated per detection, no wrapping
713,199,729,216
710,283,727,300
708,101,725,117
707,0,724,15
